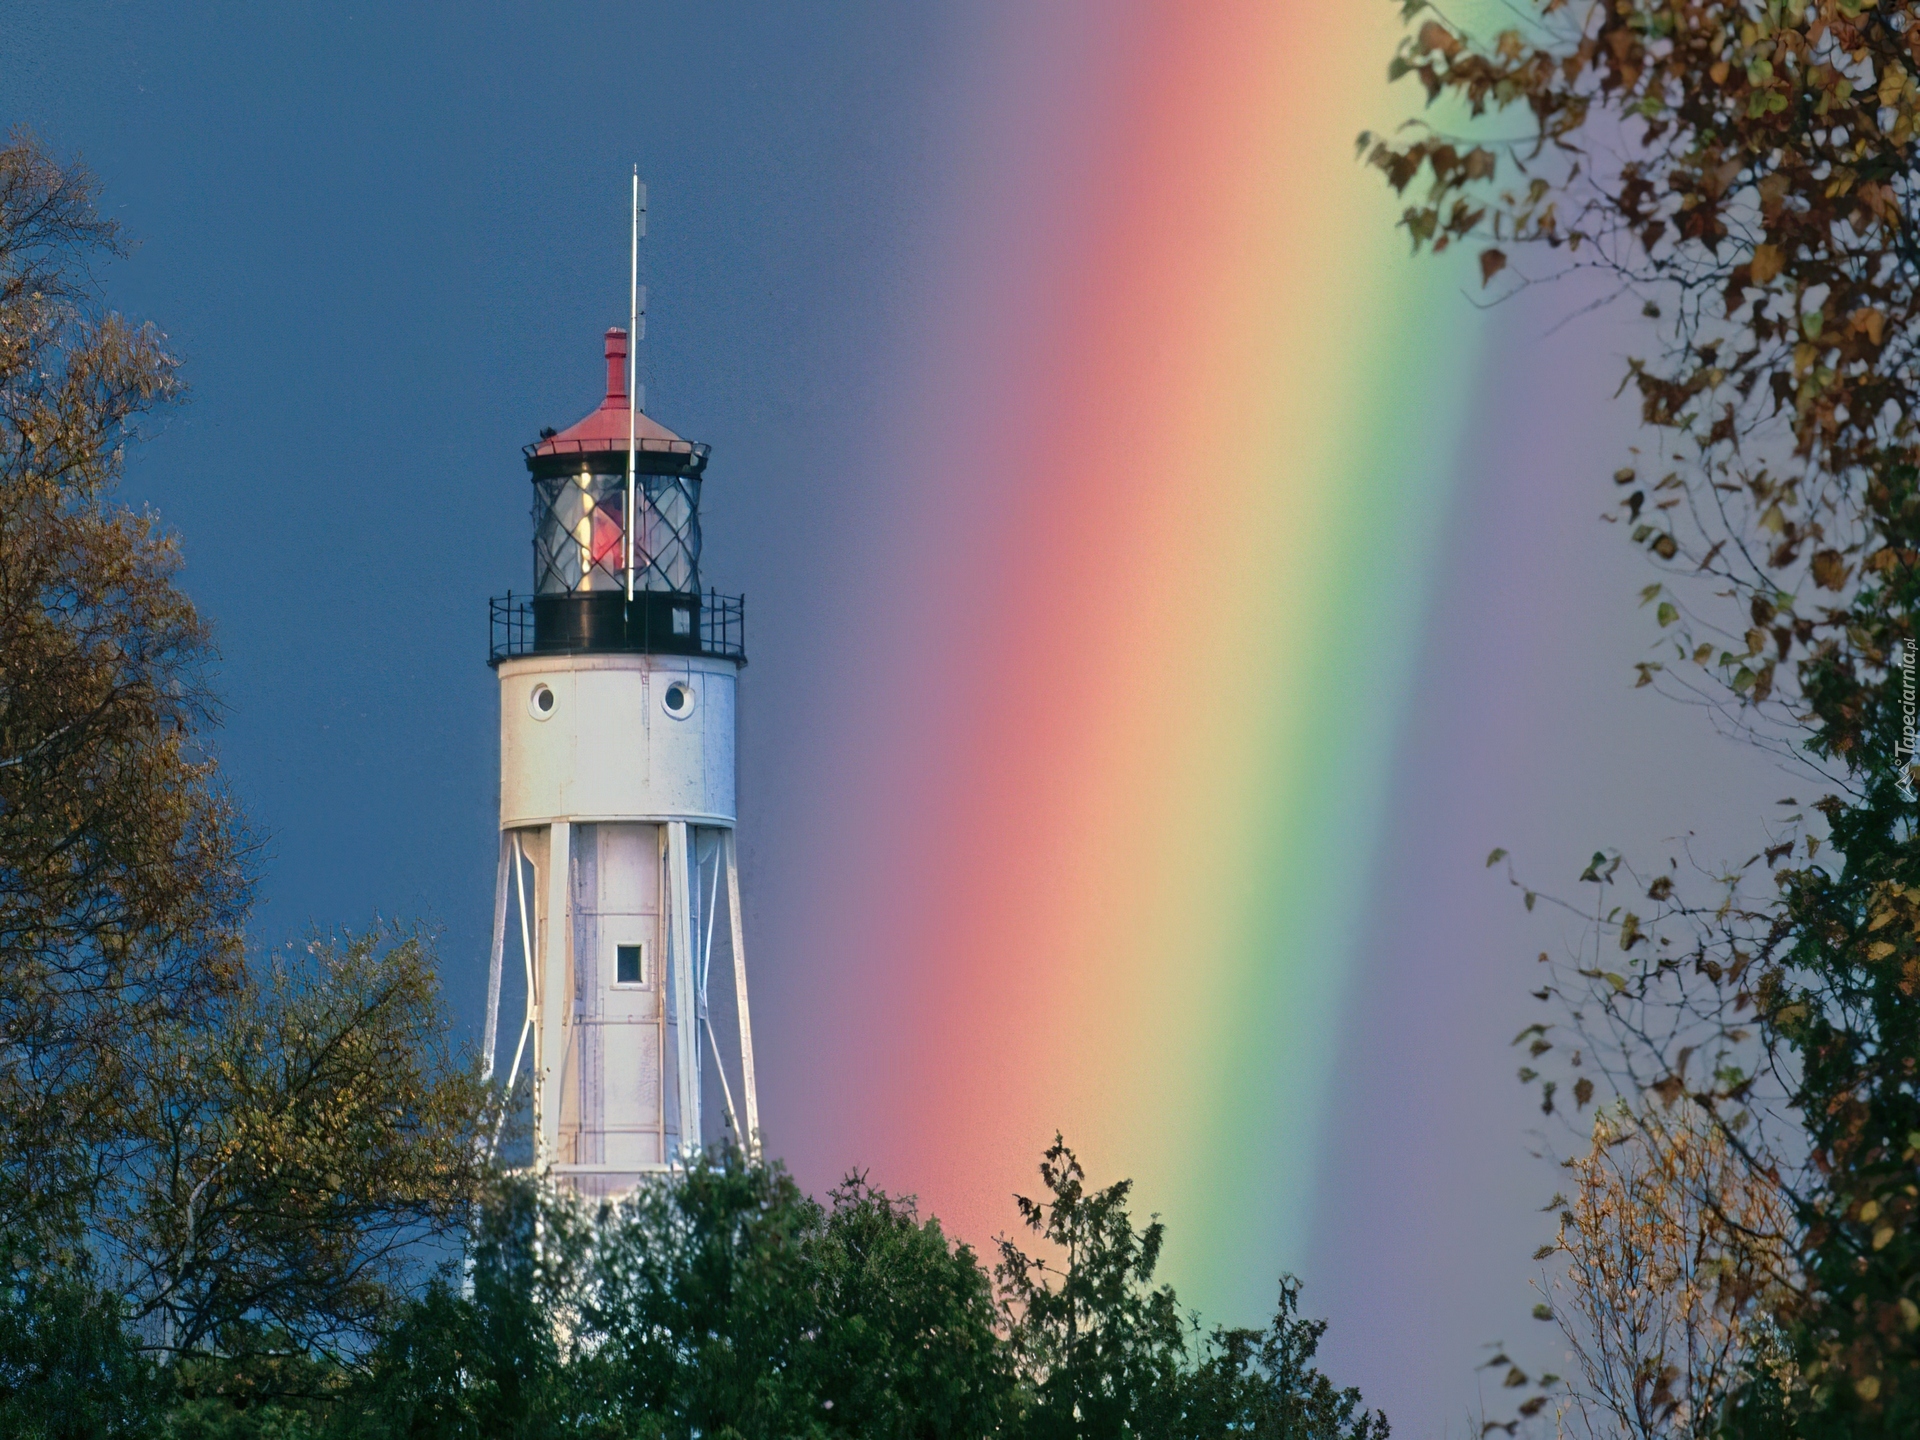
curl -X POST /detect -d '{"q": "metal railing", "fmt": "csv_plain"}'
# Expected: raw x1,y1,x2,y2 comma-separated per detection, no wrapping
699,591,744,660
489,590,746,664
489,593,537,660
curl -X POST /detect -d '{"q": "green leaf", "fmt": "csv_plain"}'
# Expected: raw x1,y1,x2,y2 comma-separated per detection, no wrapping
1657,601,1679,626
1487,847,1509,867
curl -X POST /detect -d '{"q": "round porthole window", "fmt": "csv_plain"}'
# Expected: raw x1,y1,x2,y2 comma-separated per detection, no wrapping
528,683,556,721
662,679,696,720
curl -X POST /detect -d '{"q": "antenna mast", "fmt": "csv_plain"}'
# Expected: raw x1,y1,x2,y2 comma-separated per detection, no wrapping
625,170,645,601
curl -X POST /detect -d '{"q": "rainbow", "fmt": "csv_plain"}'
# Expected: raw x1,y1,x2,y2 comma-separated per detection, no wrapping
772,2,1496,1323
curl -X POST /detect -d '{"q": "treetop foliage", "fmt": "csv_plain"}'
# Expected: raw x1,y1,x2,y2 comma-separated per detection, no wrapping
0,128,493,1373
1372,0,1920,1432
314,1141,1385,1440
0,125,250,1246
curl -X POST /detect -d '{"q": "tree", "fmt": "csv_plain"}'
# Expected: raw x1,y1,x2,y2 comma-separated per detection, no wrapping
1370,0,1920,1430
996,1136,1387,1440
1177,1278,1392,1440
331,1142,1383,1440
118,928,493,1362
1,136,495,1403
327,1178,584,1440
0,1232,157,1440
0,127,251,1245
583,1145,829,1436
332,1151,1016,1440
799,1173,1014,1440
1533,1103,1795,1439
995,1137,1191,1439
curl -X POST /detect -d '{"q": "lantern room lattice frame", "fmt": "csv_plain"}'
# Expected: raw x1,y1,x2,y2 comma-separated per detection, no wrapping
525,443,710,598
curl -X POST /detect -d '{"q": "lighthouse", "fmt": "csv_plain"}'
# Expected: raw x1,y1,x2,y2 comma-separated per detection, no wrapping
480,320,758,1196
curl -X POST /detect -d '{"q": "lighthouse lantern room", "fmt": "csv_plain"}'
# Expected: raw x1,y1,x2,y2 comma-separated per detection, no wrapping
482,312,757,1197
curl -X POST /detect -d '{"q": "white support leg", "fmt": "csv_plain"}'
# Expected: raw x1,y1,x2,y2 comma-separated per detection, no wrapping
537,820,571,1170
481,834,509,1083
666,821,701,1157
724,829,760,1157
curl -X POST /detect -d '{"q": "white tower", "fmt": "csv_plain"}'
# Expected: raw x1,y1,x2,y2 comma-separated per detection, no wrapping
481,323,758,1196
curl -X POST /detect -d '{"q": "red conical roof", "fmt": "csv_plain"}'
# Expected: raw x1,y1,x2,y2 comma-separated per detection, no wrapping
531,327,689,457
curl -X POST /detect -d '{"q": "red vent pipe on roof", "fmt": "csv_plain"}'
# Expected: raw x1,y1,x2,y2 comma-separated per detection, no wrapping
602,327,628,409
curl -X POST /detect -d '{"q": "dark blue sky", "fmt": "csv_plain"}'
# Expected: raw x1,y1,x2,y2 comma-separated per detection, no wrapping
3,0,957,1042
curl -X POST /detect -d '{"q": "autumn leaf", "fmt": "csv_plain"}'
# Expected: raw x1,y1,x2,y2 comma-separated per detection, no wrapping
1480,248,1507,286
1849,307,1888,345
1368,4,1920,1403
1416,19,1462,57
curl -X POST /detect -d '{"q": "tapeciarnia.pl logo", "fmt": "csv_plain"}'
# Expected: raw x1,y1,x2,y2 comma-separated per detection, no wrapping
1900,641,1917,803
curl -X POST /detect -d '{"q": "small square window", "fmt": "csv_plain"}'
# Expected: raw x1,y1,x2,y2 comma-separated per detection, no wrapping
671,606,692,636
616,944,645,985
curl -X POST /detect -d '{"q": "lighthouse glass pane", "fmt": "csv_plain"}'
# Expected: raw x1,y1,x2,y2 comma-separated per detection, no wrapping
533,468,628,594
634,473,702,592
532,467,702,596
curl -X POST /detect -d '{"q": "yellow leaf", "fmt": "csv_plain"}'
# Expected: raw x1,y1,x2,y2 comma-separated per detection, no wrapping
1850,306,1888,345
1881,61,1908,108
1751,244,1786,282
1867,941,1897,961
